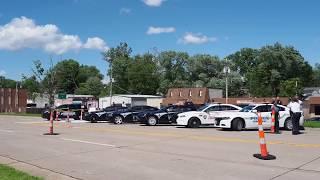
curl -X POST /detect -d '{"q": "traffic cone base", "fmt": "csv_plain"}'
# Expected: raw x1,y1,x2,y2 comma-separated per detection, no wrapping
43,132,60,135
253,153,276,160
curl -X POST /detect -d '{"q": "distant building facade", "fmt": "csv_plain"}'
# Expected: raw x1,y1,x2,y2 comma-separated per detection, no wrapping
162,88,223,106
99,95,163,108
0,88,27,113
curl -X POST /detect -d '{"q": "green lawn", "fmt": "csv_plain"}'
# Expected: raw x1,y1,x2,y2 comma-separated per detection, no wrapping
0,164,43,180
304,121,320,128
0,113,41,117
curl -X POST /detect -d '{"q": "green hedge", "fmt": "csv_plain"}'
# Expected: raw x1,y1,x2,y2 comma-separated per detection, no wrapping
304,121,320,128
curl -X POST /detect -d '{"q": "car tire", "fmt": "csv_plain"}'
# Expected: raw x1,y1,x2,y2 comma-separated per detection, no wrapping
188,118,200,128
231,118,244,131
147,116,157,126
284,118,292,130
90,115,98,123
114,116,123,124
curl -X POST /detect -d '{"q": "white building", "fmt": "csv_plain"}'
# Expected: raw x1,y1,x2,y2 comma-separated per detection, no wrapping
99,95,163,108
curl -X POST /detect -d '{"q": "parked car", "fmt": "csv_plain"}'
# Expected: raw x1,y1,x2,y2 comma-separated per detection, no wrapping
87,106,128,123
109,105,159,124
305,117,320,121
214,104,304,131
137,104,197,126
176,103,242,128
42,104,86,120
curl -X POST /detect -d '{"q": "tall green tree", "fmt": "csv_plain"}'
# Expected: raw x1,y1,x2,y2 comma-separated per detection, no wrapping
157,51,190,94
102,42,132,94
128,54,159,94
54,59,80,94
21,75,40,101
0,76,16,88
313,63,320,87
75,77,104,98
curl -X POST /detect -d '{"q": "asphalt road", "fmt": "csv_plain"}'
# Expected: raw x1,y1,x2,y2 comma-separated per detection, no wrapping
0,115,320,180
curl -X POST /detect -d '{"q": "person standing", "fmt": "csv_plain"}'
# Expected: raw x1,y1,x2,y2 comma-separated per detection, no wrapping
276,96,282,105
287,96,302,135
272,102,280,134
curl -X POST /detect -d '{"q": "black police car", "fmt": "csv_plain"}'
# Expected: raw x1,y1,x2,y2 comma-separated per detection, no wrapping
87,106,128,123
42,104,85,120
137,104,197,126
109,105,159,124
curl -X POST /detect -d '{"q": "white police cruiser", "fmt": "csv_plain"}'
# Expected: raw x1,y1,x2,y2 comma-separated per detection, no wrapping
214,104,304,131
176,104,242,128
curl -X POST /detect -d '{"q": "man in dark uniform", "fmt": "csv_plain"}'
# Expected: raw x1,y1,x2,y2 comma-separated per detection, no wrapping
272,101,280,134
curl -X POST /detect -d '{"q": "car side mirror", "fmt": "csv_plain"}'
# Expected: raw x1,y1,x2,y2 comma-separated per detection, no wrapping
251,109,257,113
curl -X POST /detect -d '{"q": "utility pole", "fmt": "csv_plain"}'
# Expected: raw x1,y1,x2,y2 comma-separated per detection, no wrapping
223,59,230,104
109,59,113,106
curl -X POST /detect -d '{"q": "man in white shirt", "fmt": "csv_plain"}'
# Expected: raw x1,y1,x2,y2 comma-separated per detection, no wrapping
287,96,302,135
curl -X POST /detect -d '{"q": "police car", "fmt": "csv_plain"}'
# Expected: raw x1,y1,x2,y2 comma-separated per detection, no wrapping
176,104,242,128
214,104,304,131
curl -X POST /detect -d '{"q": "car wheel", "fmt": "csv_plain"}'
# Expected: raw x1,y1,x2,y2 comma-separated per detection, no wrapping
147,116,157,126
232,118,244,131
90,115,98,123
188,118,200,128
284,118,292,130
114,116,123,124
73,115,80,120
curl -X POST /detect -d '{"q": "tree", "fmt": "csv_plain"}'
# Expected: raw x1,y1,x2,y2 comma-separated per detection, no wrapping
157,51,190,94
0,76,16,88
128,54,159,94
32,60,57,107
54,59,80,94
102,42,132,94
77,65,103,83
21,75,40,101
312,63,320,87
75,77,103,98
187,54,223,87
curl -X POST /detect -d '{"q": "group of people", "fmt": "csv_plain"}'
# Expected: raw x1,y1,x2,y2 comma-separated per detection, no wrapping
271,96,303,135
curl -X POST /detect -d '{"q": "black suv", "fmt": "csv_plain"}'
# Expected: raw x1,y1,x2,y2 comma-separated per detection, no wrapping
109,105,159,124
137,104,197,126
42,104,86,120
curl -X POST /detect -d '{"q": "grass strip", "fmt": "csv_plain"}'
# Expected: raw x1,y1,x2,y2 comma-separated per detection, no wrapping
0,164,43,180
304,121,320,128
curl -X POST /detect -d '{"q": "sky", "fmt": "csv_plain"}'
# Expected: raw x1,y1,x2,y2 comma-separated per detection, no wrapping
0,0,319,80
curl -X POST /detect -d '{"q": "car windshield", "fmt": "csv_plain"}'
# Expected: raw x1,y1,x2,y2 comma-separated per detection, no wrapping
197,105,209,111
240,105,255,112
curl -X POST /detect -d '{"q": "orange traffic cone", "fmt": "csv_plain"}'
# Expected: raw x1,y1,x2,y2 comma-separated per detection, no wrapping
44,109,59,135
271,107,275,133
253,113,276,160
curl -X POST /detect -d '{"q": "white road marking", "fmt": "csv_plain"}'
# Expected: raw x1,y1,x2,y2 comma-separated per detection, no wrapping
61,138,116,147
0,129,14,133
15,121,46,124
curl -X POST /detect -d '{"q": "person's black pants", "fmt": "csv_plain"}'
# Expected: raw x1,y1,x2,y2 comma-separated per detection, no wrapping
292,112,301,134
275,112,279,133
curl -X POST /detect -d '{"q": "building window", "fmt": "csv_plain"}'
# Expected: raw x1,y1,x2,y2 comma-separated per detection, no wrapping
179,91,182,97
199,90,203,97
189,90,192,97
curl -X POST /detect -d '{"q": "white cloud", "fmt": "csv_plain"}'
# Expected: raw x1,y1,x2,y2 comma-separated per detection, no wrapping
179,32,217,44
120,8,131,15
143,0,166,7
0,70,6,76
84,37,109,51
0,16,109,54
147,26,175,35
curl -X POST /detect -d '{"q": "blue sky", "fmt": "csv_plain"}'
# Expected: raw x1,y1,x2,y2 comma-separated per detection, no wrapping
0,0,319,80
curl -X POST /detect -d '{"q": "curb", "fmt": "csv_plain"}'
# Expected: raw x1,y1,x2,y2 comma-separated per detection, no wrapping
0,155,79,180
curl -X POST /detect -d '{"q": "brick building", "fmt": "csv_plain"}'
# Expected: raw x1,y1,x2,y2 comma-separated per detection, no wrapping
0,88,27,113
162,88,222,106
